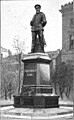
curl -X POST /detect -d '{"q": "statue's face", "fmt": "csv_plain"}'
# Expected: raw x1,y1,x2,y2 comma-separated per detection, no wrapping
36,8,40,14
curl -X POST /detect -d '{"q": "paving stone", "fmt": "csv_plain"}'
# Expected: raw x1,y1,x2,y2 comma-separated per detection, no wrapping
1,106,73,120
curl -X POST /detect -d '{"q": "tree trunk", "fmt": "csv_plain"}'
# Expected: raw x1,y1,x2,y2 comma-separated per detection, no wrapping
9,83,11,99
5,88,7,100
9,91,11,99
59,87,63,99
18,53,21,94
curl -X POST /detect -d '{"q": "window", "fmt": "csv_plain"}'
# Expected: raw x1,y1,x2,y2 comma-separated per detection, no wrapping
69,34,74,50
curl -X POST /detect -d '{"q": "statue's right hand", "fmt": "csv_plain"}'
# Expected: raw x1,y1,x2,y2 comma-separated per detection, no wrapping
30,21,33,26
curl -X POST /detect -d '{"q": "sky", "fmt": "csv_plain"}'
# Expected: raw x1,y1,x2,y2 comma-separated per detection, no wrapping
1,0,73,54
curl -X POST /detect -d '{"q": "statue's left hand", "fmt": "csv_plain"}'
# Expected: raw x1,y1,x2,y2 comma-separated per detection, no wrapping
41,21,46,27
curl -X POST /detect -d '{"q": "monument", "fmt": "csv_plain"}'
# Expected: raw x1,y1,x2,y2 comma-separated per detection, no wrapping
30,4,47,53
13,4,59,108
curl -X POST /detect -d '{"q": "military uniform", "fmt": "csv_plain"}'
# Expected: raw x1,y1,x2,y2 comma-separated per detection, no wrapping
30,4,47,52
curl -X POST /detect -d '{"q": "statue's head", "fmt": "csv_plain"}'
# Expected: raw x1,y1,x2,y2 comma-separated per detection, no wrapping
34,4,41,14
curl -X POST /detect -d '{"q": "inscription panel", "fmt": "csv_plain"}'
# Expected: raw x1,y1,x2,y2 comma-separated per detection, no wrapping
23,63,37,85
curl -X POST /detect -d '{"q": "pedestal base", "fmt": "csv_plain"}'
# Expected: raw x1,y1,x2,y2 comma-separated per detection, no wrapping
14,53,59,108
13,95,59,108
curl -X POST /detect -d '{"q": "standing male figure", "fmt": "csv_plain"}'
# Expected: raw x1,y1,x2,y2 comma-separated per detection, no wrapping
30,4,47,53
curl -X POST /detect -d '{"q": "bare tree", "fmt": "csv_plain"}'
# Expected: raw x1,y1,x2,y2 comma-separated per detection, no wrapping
13,35,25,54
1,61,17,99
51,62,73,99
13,35,26,94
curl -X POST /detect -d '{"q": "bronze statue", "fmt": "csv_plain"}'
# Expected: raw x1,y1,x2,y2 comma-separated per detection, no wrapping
30,4,47,53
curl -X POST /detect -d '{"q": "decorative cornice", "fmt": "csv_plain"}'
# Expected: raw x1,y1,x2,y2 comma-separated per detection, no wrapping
59,1,73,13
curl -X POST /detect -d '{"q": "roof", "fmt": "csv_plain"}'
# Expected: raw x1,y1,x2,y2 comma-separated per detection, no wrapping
46,49,60,59
1,47,8,52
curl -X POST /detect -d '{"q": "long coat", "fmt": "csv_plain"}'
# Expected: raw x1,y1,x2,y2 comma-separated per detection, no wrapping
30,12,47,32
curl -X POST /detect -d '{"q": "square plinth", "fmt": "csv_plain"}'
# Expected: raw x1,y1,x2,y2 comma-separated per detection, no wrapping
13,95,59,108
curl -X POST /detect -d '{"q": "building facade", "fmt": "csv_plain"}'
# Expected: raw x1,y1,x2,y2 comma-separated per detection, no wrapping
46,49,61,70
60,1,74,65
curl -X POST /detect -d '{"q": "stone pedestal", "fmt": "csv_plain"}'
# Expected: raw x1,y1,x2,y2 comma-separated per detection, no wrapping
22,53,51,86
13,53,59,108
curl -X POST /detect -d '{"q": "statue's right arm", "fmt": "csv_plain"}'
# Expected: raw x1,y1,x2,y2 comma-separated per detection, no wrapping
30,15,35,26
30,21,33,26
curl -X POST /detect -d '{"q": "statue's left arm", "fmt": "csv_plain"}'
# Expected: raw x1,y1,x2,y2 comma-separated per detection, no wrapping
41,13,47,27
